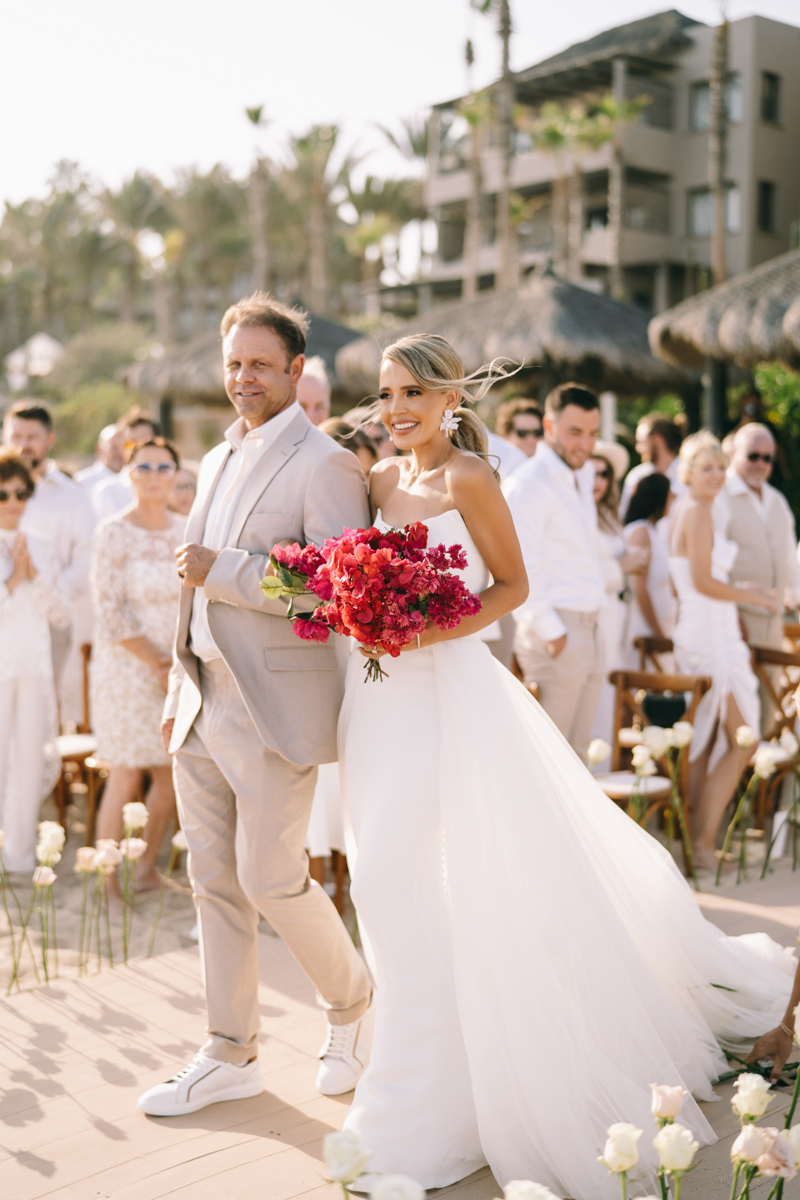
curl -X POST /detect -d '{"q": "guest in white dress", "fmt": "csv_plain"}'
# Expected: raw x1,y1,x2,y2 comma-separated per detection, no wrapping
0,450,70,872
669,432,776,872
620,472,677,668
91,437,185,895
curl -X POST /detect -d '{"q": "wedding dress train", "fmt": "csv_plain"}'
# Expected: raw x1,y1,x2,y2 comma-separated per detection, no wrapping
339,509,794,1200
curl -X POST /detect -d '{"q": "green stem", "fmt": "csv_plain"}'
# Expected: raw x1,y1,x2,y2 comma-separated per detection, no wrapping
782,1054,800,1128
49,885,58,979
121,855,129,963
38,887,49,983
658,1166,671,1200
620,1169,628,1200
147,847,178,957
0,859,19,984
669,752,698,889
762,759,798,878
8,886,41,993
78,872,89,975
102,877,114,967
673,1172,683,1200
126,860,135,955
717,774,755,886
729,1161,742,1200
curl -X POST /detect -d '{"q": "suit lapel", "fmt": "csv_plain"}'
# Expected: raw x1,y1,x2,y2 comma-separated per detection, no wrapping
187,442,231,543
227,413,309,546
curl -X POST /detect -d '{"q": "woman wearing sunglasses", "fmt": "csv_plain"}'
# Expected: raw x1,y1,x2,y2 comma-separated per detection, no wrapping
90,437,186,901
0,448,69,872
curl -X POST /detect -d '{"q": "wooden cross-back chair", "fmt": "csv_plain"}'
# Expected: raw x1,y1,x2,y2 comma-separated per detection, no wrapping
635,636,675,674
750,643,800,827
53,643,114,844
782,622,800,653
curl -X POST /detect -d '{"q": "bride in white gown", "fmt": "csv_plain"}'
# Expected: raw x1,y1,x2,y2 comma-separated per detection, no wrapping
339,335,794,1200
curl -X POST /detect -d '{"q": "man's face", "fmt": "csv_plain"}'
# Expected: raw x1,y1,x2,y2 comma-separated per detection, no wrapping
545,404,600,471
734,428,775,491
635,423,654,462
3,416,55,472
297,374,331,426
223,324,303,429
505,411,543,458
99,429,125,472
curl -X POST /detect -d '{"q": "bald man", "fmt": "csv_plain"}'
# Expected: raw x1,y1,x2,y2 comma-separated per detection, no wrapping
297,356,331,426
716,423,800,729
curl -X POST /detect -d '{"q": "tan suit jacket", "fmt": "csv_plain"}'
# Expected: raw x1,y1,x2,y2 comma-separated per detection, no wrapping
722,476,799,648
166,410,369,765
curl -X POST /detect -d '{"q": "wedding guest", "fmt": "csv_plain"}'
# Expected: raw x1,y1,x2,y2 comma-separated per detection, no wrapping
495,398,544,459
620,413,684,520
169,465,198,517
344,407,397,460
620,473,676,668
297,356,331,426
0,449,70,872
504,383,605,756
75,423,126,500
2,401,95,713
669,432,776,872
92,408,158,520
319,418,378,475
91,437,185,897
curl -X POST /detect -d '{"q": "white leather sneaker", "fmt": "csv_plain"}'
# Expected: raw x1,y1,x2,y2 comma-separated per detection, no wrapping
137,1052,264,1116
316,998,375,1096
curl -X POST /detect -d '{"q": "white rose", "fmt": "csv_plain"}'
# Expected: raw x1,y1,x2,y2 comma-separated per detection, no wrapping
93,845,123,873
780,729,799,757
74,846,97,873
736,725,757,748
120,838,148,860
671,722,693,749
753,746,782,779
640,759,658,777
122,801,149,831
755,1128,797,1180
632,744,652,768
732,1073,773,1120
36,843,62,866
587,739,611,766
783,1125,800,1168
643,726,669,758
172,829,189,851
502,1183,561,1200
650,1083,687,1120
38,820,66,851
322,1130,371,1184
95,838,119,851
600,1123,642,1172
653,1123,699,1172
731,1123,771,1164
370,1175,425,1200
32,865,56,886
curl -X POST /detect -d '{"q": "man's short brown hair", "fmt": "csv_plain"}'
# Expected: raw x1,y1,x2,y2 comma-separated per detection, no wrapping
544,383,599,417
221,291,310,362
4,400,53,430
495,398,543,438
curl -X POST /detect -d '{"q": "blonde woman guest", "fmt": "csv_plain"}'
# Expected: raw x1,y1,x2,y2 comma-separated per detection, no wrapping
620,472,677,669
669,432,776,872
0,450,69,872
91,438,185,896
319,418,379,476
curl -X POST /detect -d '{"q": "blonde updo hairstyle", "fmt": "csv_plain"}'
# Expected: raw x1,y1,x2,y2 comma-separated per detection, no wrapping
678,429,727,486
379,333,515,478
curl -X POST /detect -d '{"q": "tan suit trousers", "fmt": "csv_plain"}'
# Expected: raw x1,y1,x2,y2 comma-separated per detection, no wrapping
514,609,605,757
173,658,371,1064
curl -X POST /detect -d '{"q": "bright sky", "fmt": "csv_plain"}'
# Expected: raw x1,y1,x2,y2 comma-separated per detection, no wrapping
2,0,798,206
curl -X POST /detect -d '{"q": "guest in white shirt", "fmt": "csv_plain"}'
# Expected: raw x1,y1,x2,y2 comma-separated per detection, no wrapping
92,409,158,521
504,383,606,756
296,356,331,427
495,398,544,459
2,401,95,708
75,423,126,500
619,414,685,520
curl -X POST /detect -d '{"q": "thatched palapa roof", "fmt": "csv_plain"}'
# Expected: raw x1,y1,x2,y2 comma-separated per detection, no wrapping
649,249,800,371
336,272,695,398
125,313,361,404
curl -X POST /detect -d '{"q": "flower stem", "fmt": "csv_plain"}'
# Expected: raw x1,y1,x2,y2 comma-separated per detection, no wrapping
658,1167,670,1200
729,1161,741,1200
49,885,58,979
103,877,114,967
8,885,41,993
669,752,698,889
39,886,50,983
121,856,129,963
619,1170,628,1200
78,872,89,975
147,846,178,957
782,1056,800,1128
673,1173,683,1200
0,858,19,984
762,757,798,878
716,775,755,886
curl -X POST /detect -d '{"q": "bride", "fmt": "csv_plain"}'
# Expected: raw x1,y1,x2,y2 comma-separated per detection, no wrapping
338,334,794,1200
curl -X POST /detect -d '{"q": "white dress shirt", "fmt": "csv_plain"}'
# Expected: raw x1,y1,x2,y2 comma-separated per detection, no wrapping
92,468,134,521
714,469,800,605
20,460,95,603
485,431,527,481
503,441,605,642
189,401,303,662
619,456,685,521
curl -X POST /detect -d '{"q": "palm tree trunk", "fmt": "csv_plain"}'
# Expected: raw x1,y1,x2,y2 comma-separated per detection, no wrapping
309,177,328,314
551,172,569,277
121,251,137,324
248,158,269,292
708,18,728,286
567,161,584,282
463,123,482,301
495,0,517,289
607,148,624,298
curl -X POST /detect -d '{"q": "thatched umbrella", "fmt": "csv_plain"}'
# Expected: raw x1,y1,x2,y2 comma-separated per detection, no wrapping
125,313,362,405
335,270,694,398
648,248,800,371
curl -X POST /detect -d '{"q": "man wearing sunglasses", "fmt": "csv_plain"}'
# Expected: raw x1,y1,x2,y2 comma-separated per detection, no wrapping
716,422,800,729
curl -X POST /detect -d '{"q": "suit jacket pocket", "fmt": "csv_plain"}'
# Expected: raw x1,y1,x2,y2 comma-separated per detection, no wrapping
264,646,337,671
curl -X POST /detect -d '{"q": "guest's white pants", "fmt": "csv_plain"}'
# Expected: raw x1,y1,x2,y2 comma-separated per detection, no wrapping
0,676,49,872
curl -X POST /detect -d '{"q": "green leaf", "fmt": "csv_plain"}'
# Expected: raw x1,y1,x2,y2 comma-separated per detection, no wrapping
260,576,286,598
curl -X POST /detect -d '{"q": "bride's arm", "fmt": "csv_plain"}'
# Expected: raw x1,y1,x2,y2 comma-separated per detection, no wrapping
417,455,529,648
684,503,775,611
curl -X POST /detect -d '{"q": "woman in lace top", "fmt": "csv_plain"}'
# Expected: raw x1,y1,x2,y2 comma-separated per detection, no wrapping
91,438,185,895
0,449,70,872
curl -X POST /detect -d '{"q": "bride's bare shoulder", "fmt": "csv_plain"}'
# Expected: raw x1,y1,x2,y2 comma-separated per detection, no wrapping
445,451,499,502
367,457,406,509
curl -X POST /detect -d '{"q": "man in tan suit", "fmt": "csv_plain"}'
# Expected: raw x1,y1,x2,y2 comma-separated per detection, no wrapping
717,422,800,731
138,294,373,1118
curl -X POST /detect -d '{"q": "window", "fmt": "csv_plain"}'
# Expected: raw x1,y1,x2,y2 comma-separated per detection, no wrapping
757,181,776,233
689,74,743,130
688,185,741,236
627,75,673,130
761,72,781,124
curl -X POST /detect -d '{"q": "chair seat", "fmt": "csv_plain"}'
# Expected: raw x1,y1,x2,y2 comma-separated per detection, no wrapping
55,733,97,759
594,771,673,801
618,727,644,748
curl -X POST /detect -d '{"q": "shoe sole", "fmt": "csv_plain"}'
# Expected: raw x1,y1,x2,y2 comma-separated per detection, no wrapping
138,1080,265,1117
316,1066,366,1097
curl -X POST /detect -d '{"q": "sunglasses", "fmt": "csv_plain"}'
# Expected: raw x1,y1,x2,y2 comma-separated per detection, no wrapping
594,467,613,480
746,452,774,464
0,486,32,502
131,462,177,476
513,427,544,439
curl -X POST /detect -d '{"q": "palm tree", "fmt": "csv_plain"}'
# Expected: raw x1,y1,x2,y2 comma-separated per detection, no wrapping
708,16,729,286
245,106,270,292
473,0,516,289
287,125,339,314
101,172,169,323
591,93,650,299
458,90,492,300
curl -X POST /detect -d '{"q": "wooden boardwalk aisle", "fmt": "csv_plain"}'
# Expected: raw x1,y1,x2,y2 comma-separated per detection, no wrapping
0,862,797,1199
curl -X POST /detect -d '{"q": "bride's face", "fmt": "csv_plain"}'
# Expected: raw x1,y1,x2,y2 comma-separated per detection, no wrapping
687,447,726,502
378,360,457,450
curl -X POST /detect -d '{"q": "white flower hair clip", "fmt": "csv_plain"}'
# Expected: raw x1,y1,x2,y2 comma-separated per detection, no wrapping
440,408,462,433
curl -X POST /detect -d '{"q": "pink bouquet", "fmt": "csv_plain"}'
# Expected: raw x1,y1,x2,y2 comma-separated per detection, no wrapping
261,522,482,681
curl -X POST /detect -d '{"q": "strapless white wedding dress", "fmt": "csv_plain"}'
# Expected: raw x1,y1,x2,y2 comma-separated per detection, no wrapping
339,509,794,1200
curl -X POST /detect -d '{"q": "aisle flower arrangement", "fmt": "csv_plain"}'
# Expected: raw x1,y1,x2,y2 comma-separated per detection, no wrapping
261,523,482,682
621,721,696,886
717,727,788,886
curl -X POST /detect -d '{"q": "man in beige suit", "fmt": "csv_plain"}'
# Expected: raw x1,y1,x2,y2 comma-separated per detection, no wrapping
138,294,373,1118
716,422,800,732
